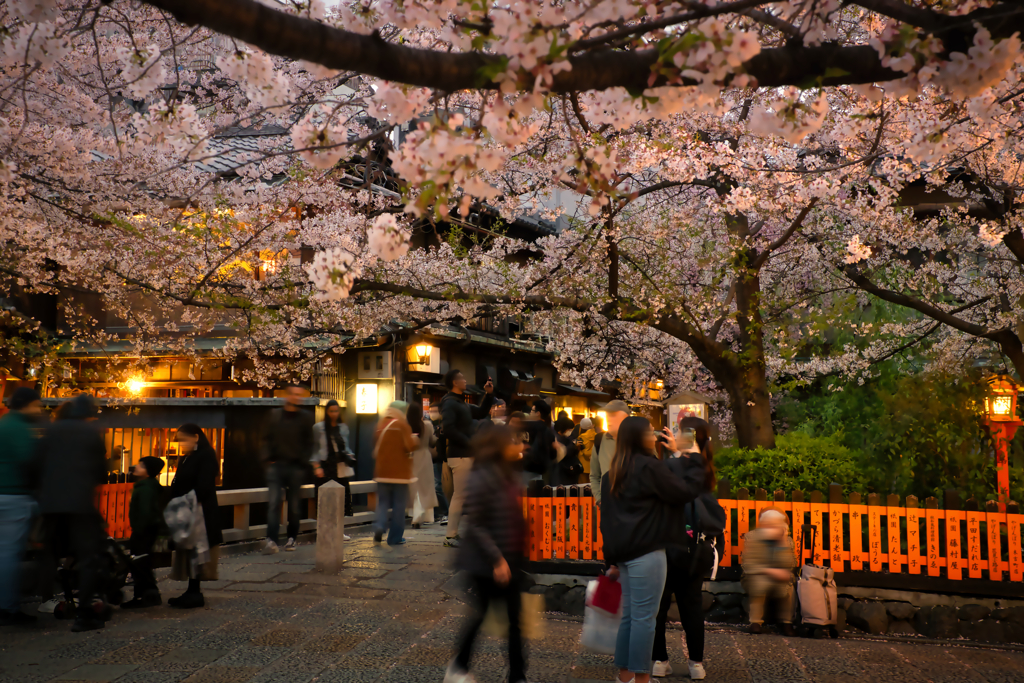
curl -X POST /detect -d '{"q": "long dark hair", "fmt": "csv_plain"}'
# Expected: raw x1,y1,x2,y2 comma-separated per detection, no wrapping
609,416,655,497
177,423,213,452
470,423,518,481
324,399,342,427
679,416,716,491
406,402,424,436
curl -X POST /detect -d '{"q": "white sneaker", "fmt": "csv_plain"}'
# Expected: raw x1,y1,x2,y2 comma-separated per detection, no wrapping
652,660,673,677
264,540,279,555
285,538,297,551
443,663,476,683
37,598,61,614
688,660,706,680
343,534,351,541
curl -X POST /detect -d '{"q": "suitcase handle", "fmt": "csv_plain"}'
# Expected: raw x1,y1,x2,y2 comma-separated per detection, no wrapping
801,523,817,565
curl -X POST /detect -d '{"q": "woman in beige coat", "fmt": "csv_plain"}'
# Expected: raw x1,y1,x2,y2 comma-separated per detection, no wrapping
407,403,438,527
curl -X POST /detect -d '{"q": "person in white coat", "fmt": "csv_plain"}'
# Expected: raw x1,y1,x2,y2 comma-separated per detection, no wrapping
407,403,438,527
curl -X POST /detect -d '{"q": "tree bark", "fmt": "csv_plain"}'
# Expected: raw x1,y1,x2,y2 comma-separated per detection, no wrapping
136,0,1024,94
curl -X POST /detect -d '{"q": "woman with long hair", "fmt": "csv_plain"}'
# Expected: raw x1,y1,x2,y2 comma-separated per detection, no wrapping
601,416,705,683
651,416,720,680
312,399,355,536
406,403,438,528
445,424,528,683
167,423,222,608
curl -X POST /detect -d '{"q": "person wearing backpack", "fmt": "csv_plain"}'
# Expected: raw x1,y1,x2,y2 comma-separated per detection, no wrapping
651,417,723,680
600,417,705,683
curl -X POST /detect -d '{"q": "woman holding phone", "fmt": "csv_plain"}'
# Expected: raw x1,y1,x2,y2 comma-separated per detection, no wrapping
600,417,705,683
651,417,721,680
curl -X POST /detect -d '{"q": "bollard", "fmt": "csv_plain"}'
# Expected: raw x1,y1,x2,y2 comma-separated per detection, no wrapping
315,480,345,572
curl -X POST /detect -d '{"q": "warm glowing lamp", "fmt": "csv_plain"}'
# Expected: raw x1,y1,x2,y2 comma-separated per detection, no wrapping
355,383,378,414
126,378,145,395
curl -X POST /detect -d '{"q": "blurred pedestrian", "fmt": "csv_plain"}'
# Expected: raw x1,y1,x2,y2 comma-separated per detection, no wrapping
488,398,507,425
35,394,107,632
312,399,354,540
261,383,315,553
121,456,165,609
407,403,438,528
0,388,43,626
167,424,222,609
372,401,418,545
651,417,721,680
551,415,583,486
445,424,528,683
522,400,555,485
577,417,596,485
589,400,630,507
742,508,796,636
428,402,449,524
440,369,495,548
600,417,705,683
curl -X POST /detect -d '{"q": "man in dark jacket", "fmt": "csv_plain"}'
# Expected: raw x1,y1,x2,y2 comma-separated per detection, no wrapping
122,456,165,609
261,383,315,554
440,368,494,548
522,400,555,483
0,388,43,626
35,393,108,632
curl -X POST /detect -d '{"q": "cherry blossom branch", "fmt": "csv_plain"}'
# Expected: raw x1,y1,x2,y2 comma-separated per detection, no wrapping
751,198,819,270
137,0,946,92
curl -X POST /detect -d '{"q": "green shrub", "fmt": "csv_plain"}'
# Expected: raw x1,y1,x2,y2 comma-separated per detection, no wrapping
716,432,869,495
777,368,1022,501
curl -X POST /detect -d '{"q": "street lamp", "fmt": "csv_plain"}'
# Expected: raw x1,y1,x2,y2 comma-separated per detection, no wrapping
414,344,431,365
983,373,1022,510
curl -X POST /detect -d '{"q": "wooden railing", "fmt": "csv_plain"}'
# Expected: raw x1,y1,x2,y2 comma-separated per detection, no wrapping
523,482,1024,583
95,481,378,541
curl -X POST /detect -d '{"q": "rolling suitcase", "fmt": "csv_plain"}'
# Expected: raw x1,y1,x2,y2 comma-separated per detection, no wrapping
796,524,839,638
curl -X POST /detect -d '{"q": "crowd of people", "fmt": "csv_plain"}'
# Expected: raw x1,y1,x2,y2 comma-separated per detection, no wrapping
0,389,220,632
1,377,801,682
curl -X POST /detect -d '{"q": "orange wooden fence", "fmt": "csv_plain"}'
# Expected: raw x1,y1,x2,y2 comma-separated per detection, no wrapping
96,483,134,539
523,483,1024,583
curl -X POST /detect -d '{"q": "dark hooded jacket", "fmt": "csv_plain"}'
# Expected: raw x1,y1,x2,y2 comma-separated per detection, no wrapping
34,395,107,514
599,451,705,565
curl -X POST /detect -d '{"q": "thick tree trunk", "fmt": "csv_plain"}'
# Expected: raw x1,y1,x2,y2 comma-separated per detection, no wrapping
723,367,776,450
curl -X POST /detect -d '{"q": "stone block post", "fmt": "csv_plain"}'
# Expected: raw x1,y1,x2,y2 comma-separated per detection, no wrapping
316,481,345,572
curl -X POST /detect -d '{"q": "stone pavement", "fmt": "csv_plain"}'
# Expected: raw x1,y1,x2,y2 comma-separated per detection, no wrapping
3,525,1024,683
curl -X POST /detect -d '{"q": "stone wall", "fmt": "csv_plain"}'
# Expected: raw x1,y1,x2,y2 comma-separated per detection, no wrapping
530,573,1024,645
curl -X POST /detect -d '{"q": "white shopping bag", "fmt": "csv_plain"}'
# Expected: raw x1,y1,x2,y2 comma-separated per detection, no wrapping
580,580,621,654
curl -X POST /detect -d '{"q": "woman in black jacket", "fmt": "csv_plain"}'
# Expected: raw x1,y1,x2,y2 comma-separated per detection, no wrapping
600,417,704,683
446,424,527,683
651,417,720,680
168,423,222,608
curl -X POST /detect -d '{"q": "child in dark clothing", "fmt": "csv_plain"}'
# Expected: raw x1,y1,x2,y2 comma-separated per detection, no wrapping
121,456,165,609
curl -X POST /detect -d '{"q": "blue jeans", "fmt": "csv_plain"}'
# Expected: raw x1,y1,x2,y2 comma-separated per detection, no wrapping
433,462,449,516
615,549,668,674
0,495,35,612
267,461,305,544
375,483,408,545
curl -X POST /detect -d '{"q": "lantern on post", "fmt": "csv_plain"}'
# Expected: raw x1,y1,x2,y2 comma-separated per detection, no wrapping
983,373,1022,511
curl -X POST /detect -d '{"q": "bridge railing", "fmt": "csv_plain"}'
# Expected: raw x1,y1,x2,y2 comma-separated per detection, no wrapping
95,481,378,542
523,481,1024,584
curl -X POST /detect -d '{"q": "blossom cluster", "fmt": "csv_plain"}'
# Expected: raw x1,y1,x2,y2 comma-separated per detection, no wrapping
390,115,505,218
366,214,411,262
305,247,361,301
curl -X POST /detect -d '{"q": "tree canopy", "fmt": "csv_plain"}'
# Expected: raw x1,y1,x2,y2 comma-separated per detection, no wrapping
3,0,1024,447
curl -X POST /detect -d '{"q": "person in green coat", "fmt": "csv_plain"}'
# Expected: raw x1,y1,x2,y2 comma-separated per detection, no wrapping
121,456,166,609
0,388,43,626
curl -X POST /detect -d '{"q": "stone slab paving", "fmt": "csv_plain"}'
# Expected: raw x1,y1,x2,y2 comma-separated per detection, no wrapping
3,524,1024,683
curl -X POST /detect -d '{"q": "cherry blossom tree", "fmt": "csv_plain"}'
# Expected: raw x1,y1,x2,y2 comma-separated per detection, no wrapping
3,1,1024,447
